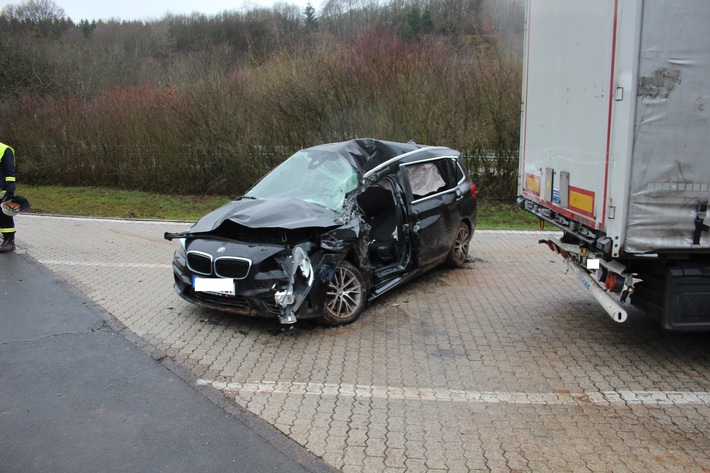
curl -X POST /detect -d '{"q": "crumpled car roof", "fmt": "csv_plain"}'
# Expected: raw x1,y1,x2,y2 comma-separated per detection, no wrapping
309,138,428,174
172,139,450,236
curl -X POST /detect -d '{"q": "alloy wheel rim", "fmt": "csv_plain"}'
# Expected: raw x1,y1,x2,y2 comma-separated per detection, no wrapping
453,226,470,265
326,266,363,319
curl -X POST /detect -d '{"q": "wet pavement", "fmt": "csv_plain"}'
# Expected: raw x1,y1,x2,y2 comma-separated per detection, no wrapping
0,227,336,473
9,214,710,472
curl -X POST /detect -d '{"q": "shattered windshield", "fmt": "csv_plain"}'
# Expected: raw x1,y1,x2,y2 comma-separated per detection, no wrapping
246,150,359,211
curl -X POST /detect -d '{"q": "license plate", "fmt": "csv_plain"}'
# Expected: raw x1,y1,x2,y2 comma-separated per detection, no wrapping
192,276,236,296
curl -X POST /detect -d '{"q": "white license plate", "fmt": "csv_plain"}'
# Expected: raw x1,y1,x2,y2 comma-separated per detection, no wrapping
193,276,235,296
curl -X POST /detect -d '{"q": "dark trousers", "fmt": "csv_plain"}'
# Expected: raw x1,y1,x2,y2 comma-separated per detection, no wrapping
0,212,14,239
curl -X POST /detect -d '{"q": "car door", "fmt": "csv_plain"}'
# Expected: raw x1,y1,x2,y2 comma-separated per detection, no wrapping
401,158,460,268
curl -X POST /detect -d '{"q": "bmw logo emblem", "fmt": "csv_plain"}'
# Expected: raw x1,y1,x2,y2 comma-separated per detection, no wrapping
217,246,226,253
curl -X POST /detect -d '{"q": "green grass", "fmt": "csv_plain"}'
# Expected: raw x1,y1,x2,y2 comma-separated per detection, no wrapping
18,185,538,229
475,199,538,229
20,186,232,221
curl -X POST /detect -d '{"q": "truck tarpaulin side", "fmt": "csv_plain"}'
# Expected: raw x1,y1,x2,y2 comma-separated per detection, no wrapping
626,1,710,253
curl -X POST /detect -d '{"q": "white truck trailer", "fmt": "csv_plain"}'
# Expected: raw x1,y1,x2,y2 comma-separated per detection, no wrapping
517,0,710,331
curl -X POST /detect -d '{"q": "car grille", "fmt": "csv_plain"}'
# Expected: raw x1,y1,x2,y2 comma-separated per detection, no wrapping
215,257,251,279
187,251,212,275
186,251,252,279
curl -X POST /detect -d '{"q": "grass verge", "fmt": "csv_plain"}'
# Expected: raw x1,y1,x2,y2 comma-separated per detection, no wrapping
17,185,538,229
19,186,232,222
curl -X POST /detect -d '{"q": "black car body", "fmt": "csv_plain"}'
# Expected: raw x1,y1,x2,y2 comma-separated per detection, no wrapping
165,138,477,325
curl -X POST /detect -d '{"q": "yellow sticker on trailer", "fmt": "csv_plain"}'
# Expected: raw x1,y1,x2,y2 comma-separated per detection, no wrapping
526,173,541,196
569,186,595,218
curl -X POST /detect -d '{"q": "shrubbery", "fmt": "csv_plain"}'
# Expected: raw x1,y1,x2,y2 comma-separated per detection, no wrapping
0,0,523,198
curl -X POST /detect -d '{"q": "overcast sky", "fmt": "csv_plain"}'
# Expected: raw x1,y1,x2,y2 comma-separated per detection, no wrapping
1,0,320,22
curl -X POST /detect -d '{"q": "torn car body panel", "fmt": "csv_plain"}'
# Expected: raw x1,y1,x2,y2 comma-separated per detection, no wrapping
165,138,477,325
274,246,314,324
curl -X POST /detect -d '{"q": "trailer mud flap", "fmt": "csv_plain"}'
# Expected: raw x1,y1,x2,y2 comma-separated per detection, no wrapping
663,265,710,331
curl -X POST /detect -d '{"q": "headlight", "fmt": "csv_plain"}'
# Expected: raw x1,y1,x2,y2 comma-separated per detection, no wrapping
175,238,187,258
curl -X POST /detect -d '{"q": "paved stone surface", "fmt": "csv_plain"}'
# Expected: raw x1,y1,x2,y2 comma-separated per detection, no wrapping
14,214,710,472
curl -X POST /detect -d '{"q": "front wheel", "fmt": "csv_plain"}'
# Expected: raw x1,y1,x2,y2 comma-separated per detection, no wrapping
321,261,367,325
446,222,471,268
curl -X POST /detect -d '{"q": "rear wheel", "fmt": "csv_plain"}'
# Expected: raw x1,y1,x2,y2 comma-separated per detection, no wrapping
446,222,471,268
321,261,366,325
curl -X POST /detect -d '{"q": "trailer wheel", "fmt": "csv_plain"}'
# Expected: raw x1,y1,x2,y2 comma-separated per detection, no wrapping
321,261,367,325
446,222,471,268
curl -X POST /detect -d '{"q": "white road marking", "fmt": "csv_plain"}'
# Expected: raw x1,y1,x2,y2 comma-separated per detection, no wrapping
196,379,710,407
37,260,171,269
477,229,552,234
21,214,191,225
23,214,551,234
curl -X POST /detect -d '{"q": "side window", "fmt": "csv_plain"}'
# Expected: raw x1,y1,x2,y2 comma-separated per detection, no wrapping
452,159,465,184
404,161,448,201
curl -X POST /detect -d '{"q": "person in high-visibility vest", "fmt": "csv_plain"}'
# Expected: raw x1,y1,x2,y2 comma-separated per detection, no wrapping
0,142,17,252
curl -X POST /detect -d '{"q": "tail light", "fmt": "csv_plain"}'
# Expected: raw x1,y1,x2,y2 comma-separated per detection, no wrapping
605,272,624,292
470,183,477,199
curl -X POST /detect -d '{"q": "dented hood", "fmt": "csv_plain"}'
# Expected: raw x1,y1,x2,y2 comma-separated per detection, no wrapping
190,197,344,233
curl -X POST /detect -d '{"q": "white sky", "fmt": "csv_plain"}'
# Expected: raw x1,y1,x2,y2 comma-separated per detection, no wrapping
1,0,321,22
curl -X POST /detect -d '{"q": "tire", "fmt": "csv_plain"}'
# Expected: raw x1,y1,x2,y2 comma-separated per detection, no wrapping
446,222,471,268
321,261,367,325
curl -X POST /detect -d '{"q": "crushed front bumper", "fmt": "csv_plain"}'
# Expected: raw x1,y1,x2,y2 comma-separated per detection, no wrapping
171,242,340,323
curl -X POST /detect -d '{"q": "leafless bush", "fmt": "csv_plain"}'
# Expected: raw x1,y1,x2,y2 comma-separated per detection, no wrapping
0,0,523,198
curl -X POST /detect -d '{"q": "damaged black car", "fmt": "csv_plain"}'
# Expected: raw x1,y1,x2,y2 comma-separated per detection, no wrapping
164,138,477,325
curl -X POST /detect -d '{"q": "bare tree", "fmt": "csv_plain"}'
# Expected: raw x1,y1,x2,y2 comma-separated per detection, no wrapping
2,0,66,24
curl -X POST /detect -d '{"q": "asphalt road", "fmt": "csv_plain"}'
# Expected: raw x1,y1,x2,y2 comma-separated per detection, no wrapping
0,250,336,473
4,214,710,472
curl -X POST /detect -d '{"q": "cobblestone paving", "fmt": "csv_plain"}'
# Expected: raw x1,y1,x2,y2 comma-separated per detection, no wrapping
15,215,710,472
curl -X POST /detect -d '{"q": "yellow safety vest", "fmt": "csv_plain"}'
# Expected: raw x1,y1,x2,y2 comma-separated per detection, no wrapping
0,142,14,162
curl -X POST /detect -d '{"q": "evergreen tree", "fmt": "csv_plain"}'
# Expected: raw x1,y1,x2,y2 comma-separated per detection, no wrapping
403,6,420,41
421,8,434,35
304,2,318,31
